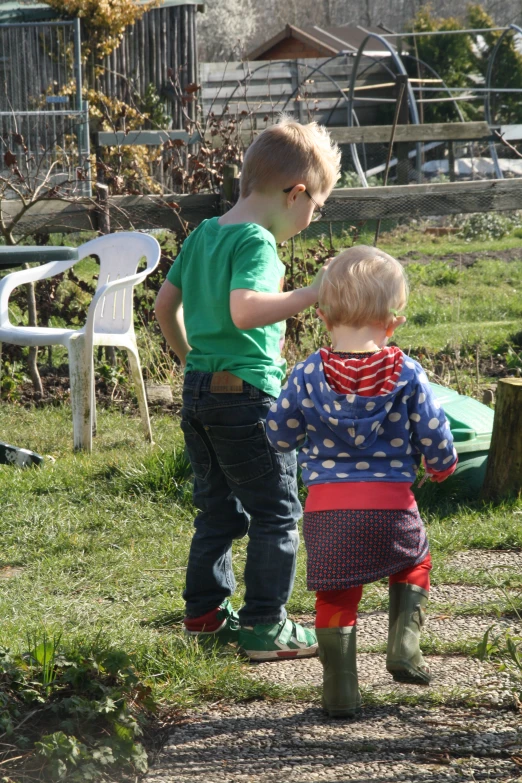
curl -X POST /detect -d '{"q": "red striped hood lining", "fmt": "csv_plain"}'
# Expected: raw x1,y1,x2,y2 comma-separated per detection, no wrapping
320,346,404,397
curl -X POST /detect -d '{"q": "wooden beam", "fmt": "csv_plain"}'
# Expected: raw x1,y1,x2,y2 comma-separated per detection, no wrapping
94,130,202,146
3,192,220,236
5,177,522,237
325,179,522,221
205,122,492,148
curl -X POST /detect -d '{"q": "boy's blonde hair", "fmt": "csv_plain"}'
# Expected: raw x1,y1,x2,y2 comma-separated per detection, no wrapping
240,116,341,198
319,245,408,328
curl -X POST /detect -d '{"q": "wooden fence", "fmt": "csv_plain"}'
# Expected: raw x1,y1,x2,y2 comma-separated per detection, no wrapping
5,177,522,239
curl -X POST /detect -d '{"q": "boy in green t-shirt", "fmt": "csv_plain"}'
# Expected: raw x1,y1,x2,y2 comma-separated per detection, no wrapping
155,116,341,661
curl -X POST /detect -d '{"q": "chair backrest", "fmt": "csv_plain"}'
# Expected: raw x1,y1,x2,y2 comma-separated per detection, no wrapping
78,232,160,336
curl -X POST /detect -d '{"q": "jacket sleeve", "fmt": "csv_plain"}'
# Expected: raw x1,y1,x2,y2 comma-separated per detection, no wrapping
407,364,458,476
265,366,307,453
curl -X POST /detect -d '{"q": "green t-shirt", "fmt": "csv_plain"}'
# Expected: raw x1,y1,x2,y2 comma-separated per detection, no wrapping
166,217,286,398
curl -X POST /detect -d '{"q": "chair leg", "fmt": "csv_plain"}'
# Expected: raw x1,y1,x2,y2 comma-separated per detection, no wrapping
92,375,97,437
68,334,93,452
126,347,153,442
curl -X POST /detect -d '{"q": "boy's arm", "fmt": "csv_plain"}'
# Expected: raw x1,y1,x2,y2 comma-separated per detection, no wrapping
155,280,190,366
230,264,327,330
266,369,307,453
407,368,457,481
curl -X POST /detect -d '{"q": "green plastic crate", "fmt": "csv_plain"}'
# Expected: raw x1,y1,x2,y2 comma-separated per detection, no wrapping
429,382,494,494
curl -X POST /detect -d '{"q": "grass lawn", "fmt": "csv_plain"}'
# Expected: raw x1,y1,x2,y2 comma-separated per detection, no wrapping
1,406,521,672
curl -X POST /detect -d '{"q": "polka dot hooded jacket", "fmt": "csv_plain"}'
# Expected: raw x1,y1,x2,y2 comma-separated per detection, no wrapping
265,348,457,487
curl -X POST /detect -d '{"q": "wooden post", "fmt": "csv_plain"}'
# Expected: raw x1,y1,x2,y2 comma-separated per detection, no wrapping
482,378,522,501
221,163,239,213
96,183,110,235
448,141,456,183
395,75,410,186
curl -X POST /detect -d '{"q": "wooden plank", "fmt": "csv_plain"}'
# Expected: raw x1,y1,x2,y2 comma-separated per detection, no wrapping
94,130,201,146
325,179,522,221
329,121,491,144
4,193,219,236
204,121,492,147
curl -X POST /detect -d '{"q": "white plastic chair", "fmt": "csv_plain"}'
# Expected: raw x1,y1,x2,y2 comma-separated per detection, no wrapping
0,232,161,452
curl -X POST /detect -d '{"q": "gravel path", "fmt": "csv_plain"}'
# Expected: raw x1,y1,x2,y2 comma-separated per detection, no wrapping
146,703,522,783
144,551,522,783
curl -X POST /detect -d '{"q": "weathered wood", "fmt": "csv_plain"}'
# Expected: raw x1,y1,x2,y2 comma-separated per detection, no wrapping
4,175,522,238
482,378,522,501
326,178,522,221
94,130,201,146
2,193,220,236
96,184,110,235
205,121,493,148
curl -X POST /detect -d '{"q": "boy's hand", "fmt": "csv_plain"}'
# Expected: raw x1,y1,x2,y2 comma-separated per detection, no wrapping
309,259,333,295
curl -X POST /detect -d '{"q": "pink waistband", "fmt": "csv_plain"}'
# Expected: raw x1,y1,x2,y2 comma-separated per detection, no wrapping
305,482,417,512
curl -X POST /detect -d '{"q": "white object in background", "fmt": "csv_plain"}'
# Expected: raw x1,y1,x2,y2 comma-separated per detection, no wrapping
0,232,161,452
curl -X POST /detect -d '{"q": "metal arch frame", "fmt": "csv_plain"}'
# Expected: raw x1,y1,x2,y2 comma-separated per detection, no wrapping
214,53,353,122
347,32,422,187
401,54,466,123
213,52,397,140
485,23,522,179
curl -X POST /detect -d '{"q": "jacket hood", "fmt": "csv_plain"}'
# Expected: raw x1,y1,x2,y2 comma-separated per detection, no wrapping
297,349,416,450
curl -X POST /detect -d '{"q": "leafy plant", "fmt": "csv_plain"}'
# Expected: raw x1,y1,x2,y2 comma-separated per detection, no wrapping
0,641,153,781
457,213,513,241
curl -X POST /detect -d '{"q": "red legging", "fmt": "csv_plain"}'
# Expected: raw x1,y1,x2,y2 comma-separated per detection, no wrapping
315,554,432,628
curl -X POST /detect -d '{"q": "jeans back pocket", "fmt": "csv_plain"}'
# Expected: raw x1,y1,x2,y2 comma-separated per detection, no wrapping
205,420,274,485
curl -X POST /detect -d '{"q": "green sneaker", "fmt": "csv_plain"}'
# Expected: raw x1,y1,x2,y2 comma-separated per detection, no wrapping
184,599,240,646
238,618,318,662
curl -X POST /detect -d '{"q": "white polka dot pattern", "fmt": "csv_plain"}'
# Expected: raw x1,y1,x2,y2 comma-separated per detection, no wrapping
264,349,456,489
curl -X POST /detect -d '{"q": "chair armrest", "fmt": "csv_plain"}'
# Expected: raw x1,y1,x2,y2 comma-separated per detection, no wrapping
0,258,79,327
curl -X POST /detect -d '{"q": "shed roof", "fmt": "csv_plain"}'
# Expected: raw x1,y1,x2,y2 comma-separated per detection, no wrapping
0,0,201,24
247,24,397,60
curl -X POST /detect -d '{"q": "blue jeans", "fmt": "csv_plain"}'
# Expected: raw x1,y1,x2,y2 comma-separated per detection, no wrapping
181,372,301,626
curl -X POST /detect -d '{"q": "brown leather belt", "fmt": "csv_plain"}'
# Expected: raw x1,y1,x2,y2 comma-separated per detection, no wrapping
209,371,244,393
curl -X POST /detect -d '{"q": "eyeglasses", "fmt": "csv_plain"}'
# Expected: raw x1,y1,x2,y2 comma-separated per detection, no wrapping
283,186,326,222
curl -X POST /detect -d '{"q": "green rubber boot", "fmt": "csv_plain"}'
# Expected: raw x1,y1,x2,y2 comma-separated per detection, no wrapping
316,626,361,718
386,583,431,684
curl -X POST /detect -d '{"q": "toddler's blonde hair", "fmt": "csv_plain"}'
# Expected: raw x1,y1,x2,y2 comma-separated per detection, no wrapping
319,245,408,328
240,115,341,198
